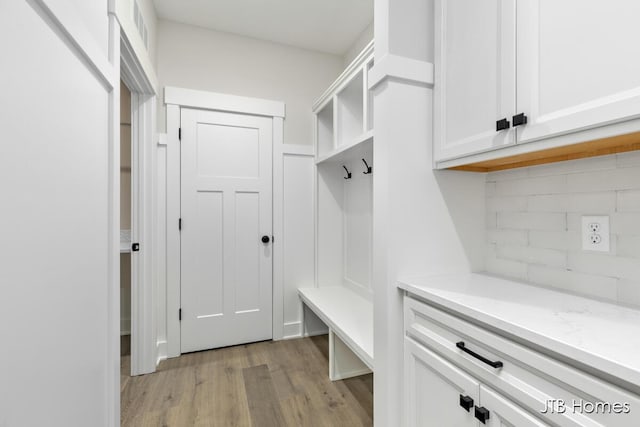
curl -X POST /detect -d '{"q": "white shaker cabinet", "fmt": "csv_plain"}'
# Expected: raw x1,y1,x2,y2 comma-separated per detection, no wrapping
404,338,480,427
434,0,640,163
434,0,516,161
516,0,640,144
405,337,548,427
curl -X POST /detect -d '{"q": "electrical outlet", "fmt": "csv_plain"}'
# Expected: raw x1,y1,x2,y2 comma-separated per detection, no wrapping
582,215,610,252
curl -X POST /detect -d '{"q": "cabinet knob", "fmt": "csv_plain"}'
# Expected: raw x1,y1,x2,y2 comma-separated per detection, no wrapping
496,118,510,131
261,235,270,244
474,406,490,424
459,394,474,412
512,113,528,126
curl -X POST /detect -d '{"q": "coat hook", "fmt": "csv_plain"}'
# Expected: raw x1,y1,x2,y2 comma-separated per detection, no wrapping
343,165,352,180
362,158,372,174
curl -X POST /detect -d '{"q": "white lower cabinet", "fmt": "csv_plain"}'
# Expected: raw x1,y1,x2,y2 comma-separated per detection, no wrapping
404,338,480,426
403,296,640,427
405,337,546,426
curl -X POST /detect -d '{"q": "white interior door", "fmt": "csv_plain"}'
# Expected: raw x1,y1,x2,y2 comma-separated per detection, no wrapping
180,108,273,353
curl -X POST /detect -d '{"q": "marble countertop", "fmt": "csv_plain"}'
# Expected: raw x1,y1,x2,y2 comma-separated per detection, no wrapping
398,273,640,387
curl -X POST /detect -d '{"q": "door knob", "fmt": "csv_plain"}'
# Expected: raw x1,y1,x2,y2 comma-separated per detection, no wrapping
261,235,270,243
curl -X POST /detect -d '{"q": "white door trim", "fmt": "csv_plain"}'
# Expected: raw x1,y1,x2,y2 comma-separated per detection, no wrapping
120,32,157,376
165,86,286,118
165,87,285,358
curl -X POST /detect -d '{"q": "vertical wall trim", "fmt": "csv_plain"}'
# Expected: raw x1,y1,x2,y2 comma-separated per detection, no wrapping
272,117,286,340
107,12,120,427
166,104,182,358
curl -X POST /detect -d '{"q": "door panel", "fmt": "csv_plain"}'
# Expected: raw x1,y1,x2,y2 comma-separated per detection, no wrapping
434,0,516,161
481,386,549,427
181,108,273,353
517,0,640,143
405,338,480,427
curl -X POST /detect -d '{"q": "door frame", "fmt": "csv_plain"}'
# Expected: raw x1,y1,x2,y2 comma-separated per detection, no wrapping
120,33,157,376
164,87,285,358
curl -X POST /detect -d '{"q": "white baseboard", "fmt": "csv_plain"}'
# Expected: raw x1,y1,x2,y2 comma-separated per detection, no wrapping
282,321,302,339
156,340,167,366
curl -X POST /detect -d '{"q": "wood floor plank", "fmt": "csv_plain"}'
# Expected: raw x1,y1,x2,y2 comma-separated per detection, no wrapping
121,336,373,427
242,364,287,427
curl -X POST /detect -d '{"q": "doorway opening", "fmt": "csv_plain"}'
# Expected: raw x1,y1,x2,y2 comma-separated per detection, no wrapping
120,79,133,370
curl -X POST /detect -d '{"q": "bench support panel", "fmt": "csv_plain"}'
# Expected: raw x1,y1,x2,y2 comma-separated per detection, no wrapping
329,330,372,381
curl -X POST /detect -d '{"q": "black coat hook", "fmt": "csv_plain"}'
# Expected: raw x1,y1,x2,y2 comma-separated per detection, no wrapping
343,165,352,179
362,159,372,174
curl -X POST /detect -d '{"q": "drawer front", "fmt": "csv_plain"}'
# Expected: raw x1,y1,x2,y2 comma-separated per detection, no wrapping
404,296,640,427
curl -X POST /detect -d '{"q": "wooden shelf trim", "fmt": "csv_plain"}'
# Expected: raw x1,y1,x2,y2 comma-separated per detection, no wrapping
449,131,640,172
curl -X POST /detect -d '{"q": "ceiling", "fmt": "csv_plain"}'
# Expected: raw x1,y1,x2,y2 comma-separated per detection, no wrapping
153,0,373,56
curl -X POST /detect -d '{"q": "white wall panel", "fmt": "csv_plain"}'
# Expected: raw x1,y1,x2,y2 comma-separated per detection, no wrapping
0,0,115,425
282,154,315,328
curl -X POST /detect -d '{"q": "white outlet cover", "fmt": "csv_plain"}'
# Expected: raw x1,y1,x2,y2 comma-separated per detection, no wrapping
581,215,610,252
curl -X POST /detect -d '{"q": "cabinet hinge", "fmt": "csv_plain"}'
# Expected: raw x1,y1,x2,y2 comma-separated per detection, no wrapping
178,127,182,140
179,218,182,231
179,308,182,321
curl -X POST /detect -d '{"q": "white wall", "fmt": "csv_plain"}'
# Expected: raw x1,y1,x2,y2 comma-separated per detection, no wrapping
0,0,117,425
156,20,344,144
485,152,640,307
343,21,374,67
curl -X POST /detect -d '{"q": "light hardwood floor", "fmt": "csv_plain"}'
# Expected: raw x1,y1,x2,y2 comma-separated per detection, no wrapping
121,335,373,426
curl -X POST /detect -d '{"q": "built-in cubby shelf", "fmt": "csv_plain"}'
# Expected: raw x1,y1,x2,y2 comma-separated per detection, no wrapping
302,41,375,379
313,41,374,163
315,130,373,165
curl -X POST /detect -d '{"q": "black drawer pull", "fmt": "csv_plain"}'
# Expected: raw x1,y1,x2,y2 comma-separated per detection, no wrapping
512,112,528,126
496,118,510,131
459,394,474,412
475,406,490,424
456,341,503,369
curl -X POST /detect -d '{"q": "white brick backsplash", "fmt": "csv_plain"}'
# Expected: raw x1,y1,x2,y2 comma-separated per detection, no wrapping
617,151,640,167
486,182,497,197
527,195,567,212
529,231,580,251
567,192,616,213
568,252,640,281
486,211,497,229
611,213,640,235
617,190,640,212
496,244,566,268
487,230,528,245
617,235,640,259
566,213,582,232
528,265,617,301
486,168,529,182
495,175,567,196
527,154,616,178
486,254,528,280
484,156,640,307
618,280,640,307
566,167,640,192
487,196,527,212
498,212,566,231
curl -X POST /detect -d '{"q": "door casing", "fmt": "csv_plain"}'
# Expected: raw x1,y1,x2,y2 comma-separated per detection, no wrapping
121,33,157,376
164,87,286,358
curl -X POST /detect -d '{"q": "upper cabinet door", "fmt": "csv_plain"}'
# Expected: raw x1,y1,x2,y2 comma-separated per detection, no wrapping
517,0,640,144
434,0,517,162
